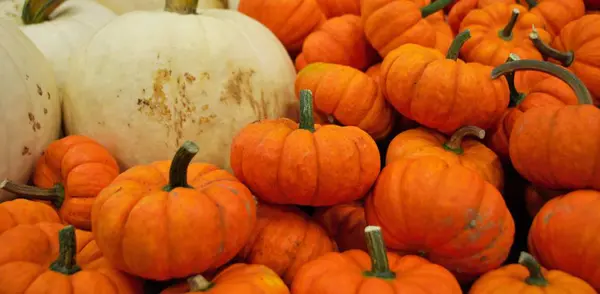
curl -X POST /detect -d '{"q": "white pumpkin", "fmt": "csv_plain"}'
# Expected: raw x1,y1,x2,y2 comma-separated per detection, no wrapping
0,0,115,98
94,0,234,14
64,0,298,171
0,19,61,201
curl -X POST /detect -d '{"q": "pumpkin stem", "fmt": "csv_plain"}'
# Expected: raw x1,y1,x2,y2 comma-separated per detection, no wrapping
299,89,316,132
498,8,520,41
188,275,214,291
446,30,471,60
421,0,453,18
49,225,81,275
524,0,538,8
165,0,198,14
529,27,574,67
443,126,485,155
162,141,199,192
504,53,527,106
491,59,593,105
0,179,64,208
519,252,549,287
363,226,396,280
21,0,66,24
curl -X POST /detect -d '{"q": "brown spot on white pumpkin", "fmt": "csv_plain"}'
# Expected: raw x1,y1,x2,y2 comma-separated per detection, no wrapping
43,108,47,114
201,104,209,111
36,84,42,96
27,112,41,132
25,74,29,80
184,72,196,83
47,92,51,100
220,69,269,119
21,146,31,156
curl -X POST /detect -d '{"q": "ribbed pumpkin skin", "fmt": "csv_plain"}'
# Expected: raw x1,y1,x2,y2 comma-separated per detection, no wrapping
0,199,60,234
447,0,513,34
315,0,361,18
528,0,585,37
312,201,368,252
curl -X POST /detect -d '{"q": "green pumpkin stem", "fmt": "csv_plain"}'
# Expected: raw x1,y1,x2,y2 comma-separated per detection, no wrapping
188,275,214,291
21,0,66,24
363,226,396,279
443,126,486,155
49,225,81,275
0,179,65,208
164,0,198,14
504,53,527,106
446,30,471,60
529,28,574,67
519,252,549,287
163,141,199,192
524,0,538,8
421,0,453,18
498,8,520,41
299,89,316,132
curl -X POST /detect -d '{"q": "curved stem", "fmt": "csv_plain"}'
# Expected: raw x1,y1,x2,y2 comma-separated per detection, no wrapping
446,30,471,60
529,28,574,67
519,252,548,287
49,225,81,275
362,226,396,279
164,0,198,14
421,0,453,18
188,275,214,291
0,179,64,208
21,0,66,24
524,0,538,8
443,126,485,155
299,89,316,132
162,141,199,192
491,60,593,105
504,53,527,106
498,8,520,41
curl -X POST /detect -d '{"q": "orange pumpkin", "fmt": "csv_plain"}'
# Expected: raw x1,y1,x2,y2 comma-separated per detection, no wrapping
426,9,455,54
447,0,513,34
291,225,462,293
365,62,381,84
469,251,596,293
91,141,257,281
0,199,60,234
312,201,367,252
380,30,510,134
295,53,307,72
459,3,551,66
160,263,290,294
236,203,337,285
529,190,600,290
524,185,565,217
230,90,380,206
386,126,504,191
365,156,515,281
0,223,141,293
314,0,360,18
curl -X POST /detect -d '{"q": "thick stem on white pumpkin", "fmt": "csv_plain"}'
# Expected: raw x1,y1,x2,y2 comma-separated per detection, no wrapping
299,89,316,133
519,252,549,287
498,9,520,41
491,60,593,105
529,27,574,67
188,275,214,291
504,53,527,106
363,226,396,279
162,141,199,192
165,0,199,14
49,225,81,275
421,0,453,18
446,30,471,61
21,0,66,24
443,126,485,155
0,179,65,208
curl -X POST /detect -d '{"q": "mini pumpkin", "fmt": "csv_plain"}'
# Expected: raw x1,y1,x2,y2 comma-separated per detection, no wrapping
312,201,367,252
230,89,380,206
91,141,257,281
314,0,360,18
447,0,513,34
0,199,60,234
291,225,462,293
365,62,381,84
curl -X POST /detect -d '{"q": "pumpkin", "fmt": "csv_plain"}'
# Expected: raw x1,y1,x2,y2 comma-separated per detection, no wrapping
291,225,462,293
161,263,289,294
95,0,231,14
296,15,378,71
492,59,600,191
365,156,515,281
528,190,600,290
1,135,119,230
530,15,600,105
458,3,551,66
230,90,380,206
236,203,337,285
469,251,596,293
365,63,381,84
0,223,142,293
295,63,394,140
0,19,60,202
91,141,257,281
238,0,326,53
314,0,360,18
524,185,565,217
426,10,455,54
295,53,308,72
312,201,368,252
64,0,298,171
447,0,513,34
380,30,510,134
386,126,504,191
0,199,60,234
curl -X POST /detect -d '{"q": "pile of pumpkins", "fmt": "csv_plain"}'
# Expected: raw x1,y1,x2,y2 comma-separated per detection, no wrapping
1,0,599,292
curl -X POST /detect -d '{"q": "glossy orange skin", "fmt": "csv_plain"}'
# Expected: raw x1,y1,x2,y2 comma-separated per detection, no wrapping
386,127,504,190
230,117,380,206
0,222,142,293
315,0,360,18
33,135,119,230
529,0,585,37
91,162,257,281
238,0,326,53
459,3,552,66
365,156,515,281
486,68,578,160
299,15,378,71
292,252,462,293
509,105,600,190
427,11,455,54
312,201,367,252
528,190,600,290
552,15,600,104
0,199,60,234
161,263,290,294
447,0,513,34
380,43,510,134
295,63,394,140
236,204,337,285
